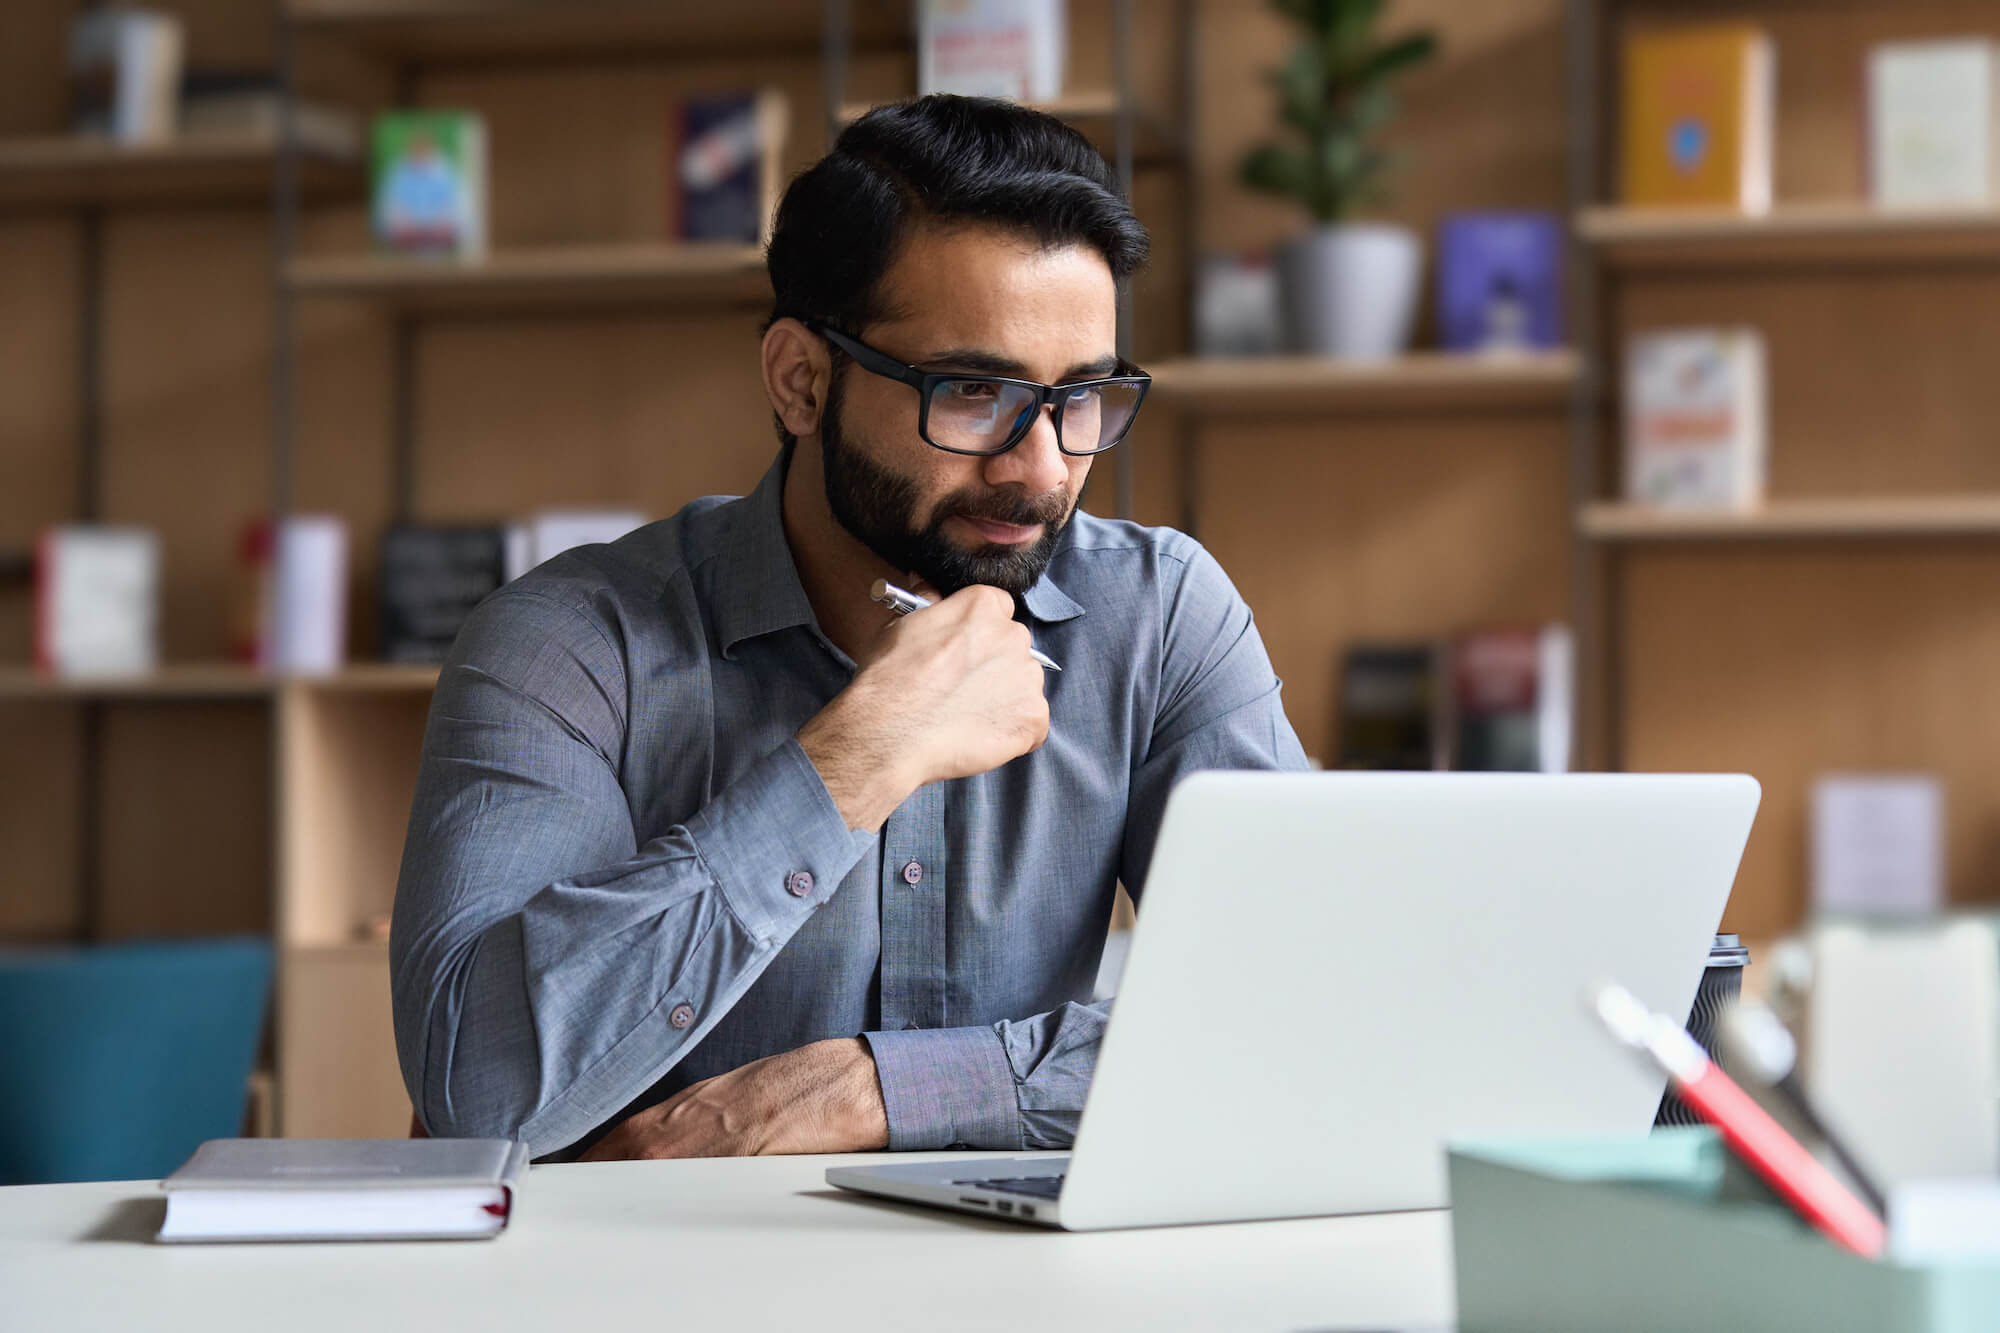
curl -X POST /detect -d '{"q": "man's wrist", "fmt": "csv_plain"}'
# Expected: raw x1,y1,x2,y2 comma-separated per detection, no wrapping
798,687,918,832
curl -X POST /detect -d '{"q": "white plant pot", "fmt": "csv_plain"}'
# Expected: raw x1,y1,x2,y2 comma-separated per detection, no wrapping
1278,223,1423,361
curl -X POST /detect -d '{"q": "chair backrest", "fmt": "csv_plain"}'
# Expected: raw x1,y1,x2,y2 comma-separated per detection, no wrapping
0,936,273,1184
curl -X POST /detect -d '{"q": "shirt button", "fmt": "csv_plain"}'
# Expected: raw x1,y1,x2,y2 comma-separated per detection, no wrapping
901,860,924,886
786,870,815,897
669,1003,694,1030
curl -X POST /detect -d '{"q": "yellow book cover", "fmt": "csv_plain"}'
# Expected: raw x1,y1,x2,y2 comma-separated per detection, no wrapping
1620,24,1773,210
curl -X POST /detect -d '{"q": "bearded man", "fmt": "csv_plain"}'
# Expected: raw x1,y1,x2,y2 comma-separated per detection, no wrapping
390,94,1308,1161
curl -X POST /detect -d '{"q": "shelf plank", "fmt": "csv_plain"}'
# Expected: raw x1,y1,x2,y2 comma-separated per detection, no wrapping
1147,350,1580,417
287,242,771,313
291,664,441,693
1577,202,2000,268
0,663,442,701
840,91,1184,165
0,132,358,212
1581,497,2000,542
286,0,908,62
0,664,274,701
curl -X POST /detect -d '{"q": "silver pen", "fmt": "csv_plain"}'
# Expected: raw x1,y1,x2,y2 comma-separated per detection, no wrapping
870,578,1062,672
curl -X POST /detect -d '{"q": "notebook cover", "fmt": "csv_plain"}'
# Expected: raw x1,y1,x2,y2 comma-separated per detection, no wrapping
163,1138,527,1192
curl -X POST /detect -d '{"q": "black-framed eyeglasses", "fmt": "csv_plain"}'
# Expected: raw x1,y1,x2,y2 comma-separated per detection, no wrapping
807,321,1151,457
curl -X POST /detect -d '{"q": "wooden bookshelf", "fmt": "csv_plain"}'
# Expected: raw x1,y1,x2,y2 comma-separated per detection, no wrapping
0,132,358,212
286,243,771,312
285,0,909,62
1582,498,2000,543
1577,203,2000,269
1148,350,1580,417
278,939,409,1139
840,91,1184,165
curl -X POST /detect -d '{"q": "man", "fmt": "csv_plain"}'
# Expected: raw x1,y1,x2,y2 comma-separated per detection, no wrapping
391,95,1308,1161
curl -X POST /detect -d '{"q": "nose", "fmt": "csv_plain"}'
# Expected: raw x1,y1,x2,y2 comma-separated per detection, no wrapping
982,402,1068,498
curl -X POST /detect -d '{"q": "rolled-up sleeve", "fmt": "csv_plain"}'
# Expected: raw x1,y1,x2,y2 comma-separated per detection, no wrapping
389,589,872,1158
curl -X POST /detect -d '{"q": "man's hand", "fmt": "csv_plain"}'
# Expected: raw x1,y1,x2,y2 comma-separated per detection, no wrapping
576,1037,890,1161
800,584,1050,831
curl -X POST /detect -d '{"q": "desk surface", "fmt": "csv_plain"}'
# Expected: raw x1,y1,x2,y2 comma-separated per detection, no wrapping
0,1151,1455,1331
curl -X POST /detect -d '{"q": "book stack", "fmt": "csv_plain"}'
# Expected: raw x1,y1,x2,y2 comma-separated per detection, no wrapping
1335,627,1572,774
35,526,161,678
917,0,1067,102
1620,23,1774,212
1623,328,1767,510
671,90,790,246
371,110,487,259
1869,40,2000,206
1435,213,1563,355
68,7,184,143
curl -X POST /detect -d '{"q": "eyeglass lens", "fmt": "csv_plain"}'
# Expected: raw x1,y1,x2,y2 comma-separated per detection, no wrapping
925,379,1145,455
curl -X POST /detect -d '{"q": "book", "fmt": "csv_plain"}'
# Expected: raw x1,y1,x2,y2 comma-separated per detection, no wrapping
1623,327,1767,509
1811,775,1946,916
179,73,362,158
671,89,789,245
158,1138,527,1243
1446,626,1573,774
1194,252,1282,357
1334,643,1443,771
1435,212,1563,354
379,525,508,665
503,509,649,582
234,516,349,674
68,7,184,142
34,525,161,677
1619,23,1773,211
1868,40,2000,206
917,0,1067,102
371,110,487,259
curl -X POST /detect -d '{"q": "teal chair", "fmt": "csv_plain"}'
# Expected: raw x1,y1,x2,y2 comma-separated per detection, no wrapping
0,936,273,1184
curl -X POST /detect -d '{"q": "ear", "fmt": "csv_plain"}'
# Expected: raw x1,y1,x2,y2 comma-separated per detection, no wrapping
762,318,833,440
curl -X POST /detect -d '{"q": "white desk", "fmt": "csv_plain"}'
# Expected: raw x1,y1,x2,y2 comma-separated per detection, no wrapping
0,1151,1455,1331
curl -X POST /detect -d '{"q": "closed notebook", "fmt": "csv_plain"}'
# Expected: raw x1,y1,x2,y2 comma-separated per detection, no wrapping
158,1138,527,1244
1621,23,1774,210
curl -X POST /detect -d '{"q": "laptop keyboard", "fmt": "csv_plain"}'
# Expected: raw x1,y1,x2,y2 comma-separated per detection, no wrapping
951,1174,1065,1199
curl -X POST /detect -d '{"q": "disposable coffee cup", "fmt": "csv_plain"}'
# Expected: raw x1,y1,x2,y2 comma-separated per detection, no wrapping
1653,933,1750,1128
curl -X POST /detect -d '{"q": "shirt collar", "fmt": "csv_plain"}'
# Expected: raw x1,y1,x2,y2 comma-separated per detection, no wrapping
713,447,818,660
712,445,1088,656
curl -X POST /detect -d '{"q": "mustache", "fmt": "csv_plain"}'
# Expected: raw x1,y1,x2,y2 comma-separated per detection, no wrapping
932,486,1072,529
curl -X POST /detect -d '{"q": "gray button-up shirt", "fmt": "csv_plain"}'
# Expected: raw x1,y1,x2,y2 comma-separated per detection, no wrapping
391,446,1308,1159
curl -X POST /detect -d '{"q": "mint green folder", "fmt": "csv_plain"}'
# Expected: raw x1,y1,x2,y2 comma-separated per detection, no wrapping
1447,1129,2000,1333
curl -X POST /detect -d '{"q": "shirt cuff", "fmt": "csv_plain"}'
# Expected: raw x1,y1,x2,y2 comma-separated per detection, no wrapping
683,737,874,945
863,1024,1023,1151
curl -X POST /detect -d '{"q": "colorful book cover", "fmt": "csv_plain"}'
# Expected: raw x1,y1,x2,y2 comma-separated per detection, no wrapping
672,90,788,245
1623,327,1767,509
917,0,1066,102
1436,212,1563,353
1869,40,2000,205
379,525,507,665
1619,23,1773,210
1335,643,1443,771
1447,626,1572,774
371,110,487,258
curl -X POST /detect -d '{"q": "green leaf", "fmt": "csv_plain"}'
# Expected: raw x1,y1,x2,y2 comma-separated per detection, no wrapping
1342,31,1439,87
1240,142,1314,201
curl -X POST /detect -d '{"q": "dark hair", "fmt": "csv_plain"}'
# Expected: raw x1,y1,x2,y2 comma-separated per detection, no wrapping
764,95,1149,402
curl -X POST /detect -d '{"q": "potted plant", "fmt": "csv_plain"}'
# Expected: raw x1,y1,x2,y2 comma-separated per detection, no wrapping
1241,0,1439,360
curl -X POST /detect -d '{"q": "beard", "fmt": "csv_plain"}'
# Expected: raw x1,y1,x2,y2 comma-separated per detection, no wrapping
818,377,1075,596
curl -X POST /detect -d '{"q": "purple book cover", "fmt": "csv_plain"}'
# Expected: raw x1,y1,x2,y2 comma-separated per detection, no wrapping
1436,212,1563,352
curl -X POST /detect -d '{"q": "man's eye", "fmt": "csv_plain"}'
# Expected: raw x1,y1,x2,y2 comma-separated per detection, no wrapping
1064,385,1100,406
948,381,998,402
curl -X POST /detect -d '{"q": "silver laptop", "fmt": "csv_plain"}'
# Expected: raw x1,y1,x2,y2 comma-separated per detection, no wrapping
827,771,1760,1230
